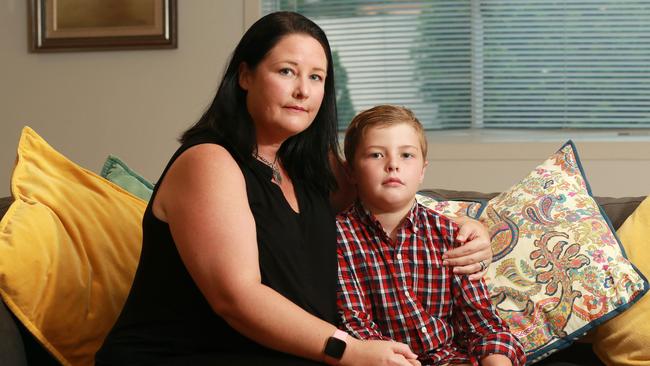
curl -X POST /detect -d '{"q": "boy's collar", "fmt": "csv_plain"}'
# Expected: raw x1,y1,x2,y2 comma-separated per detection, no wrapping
353,199,421,234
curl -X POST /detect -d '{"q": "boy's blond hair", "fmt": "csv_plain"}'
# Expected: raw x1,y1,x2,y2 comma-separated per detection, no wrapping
344,105,428,164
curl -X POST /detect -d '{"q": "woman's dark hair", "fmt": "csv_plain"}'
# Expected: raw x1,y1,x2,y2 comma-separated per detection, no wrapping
181,11,339,194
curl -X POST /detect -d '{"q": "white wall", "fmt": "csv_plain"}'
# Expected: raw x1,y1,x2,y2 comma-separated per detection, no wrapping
1,1,649,198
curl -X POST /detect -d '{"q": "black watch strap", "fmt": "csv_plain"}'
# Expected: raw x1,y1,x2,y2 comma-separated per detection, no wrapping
324,330,348,363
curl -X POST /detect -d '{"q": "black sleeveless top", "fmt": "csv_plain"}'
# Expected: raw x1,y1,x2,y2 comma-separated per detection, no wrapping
96,137,337,365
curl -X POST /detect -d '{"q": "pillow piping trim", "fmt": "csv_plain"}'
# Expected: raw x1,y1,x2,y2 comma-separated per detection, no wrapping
523,140,650,362
526,282,649,362
567,139,648,280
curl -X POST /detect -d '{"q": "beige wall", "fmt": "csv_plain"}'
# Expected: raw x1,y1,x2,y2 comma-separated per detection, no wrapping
423,134,650,197
1,1,649,198
0,1,250,197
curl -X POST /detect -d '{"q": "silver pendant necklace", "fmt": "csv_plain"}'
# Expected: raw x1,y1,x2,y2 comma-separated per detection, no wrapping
255,153,282,184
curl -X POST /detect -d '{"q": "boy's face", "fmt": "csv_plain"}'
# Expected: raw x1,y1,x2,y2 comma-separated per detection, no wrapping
350,123,427,213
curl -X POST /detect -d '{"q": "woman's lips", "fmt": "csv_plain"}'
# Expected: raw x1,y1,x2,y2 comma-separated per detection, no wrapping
285,105,307,112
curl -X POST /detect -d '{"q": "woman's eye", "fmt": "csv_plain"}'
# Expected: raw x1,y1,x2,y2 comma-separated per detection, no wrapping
369,152,383,159
310,74,323,81
279,68,294,76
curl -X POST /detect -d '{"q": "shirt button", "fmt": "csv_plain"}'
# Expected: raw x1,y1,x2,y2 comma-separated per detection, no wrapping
396,254,402,260
420,326,427,333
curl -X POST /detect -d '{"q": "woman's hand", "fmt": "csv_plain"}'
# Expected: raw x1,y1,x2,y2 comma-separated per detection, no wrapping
340,338,421,366
444,216,493,280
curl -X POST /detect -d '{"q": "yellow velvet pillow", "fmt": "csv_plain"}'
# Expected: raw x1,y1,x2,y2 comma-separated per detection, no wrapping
0,127,145,366
592,196,650,365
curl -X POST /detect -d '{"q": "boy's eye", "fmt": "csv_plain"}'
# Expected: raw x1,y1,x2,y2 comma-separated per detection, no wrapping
402,152,415,159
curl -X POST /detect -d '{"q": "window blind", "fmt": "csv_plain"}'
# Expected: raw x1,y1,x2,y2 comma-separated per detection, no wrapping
481,0,650,128
262,1,472,129
262,0,650,129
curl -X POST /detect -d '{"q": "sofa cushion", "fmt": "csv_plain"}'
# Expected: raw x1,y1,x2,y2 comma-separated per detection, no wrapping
416,192,486,219
477,140,648,363
420,189,644,232
0,127,146,366
594,195,645,231
592,195,650,365
419,188,500,202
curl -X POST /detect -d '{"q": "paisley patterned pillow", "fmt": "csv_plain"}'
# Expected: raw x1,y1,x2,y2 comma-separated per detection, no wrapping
479,140,648,363
415,193,485,219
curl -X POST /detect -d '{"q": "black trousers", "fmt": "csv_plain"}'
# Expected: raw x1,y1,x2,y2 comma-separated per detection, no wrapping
154,353,325,366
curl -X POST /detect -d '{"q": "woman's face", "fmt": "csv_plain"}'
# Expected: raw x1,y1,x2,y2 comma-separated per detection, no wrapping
239,33,327,143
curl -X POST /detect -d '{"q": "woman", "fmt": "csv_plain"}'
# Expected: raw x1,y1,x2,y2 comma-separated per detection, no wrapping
96,12,492,366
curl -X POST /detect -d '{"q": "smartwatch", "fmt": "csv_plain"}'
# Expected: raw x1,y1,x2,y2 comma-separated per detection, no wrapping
323,329,348,364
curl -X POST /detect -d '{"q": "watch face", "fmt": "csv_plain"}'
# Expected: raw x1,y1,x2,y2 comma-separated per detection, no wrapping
324,336,346,359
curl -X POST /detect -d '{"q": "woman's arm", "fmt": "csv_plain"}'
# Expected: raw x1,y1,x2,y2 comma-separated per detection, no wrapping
154,144,418,366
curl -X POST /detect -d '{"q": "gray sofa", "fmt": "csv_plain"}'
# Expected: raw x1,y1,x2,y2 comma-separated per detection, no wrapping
0,191,645,365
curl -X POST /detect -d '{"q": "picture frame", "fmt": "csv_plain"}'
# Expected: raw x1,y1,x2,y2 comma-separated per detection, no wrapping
28,0,177,52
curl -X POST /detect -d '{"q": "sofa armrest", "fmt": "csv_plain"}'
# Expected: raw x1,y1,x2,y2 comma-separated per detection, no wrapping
0,196,12,218
0,300,28,366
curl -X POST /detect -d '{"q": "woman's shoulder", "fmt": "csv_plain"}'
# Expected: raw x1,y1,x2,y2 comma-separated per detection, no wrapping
153,140,247,222
170,133,244,170
171,143,242,181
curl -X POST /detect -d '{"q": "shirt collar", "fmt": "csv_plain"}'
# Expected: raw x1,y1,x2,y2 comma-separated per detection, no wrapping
352,199,421,235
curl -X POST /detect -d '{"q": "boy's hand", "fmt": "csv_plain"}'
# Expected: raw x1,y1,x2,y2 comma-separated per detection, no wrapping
443,216,492,280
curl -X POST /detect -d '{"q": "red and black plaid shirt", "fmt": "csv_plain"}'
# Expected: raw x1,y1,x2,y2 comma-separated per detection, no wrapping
336,201,526,366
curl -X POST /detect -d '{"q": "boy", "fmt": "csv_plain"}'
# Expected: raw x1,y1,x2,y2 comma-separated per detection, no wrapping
336,105,526,366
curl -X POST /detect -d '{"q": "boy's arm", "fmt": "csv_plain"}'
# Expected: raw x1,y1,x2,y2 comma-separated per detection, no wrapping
450,273,526,366
481,354,516,366
336,242,391,341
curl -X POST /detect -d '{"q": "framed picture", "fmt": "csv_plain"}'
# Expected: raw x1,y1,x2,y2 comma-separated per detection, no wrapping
28,0,177,52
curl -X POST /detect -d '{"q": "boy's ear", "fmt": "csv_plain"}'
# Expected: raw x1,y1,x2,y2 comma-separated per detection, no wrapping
238,62,250,90
419,160,428,185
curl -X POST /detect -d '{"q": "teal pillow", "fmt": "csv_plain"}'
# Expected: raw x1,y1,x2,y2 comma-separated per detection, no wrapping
100,155,153,201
